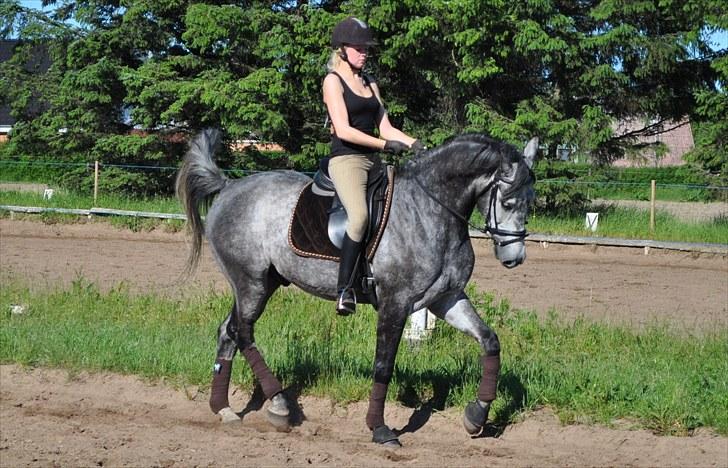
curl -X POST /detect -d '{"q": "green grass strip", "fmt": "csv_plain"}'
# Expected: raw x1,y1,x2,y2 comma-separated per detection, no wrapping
528,206,728,244
469,205,727,244
1,279,726,436
0,189,182,214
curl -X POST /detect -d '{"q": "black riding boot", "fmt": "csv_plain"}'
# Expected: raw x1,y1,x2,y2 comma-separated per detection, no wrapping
336,234,362,316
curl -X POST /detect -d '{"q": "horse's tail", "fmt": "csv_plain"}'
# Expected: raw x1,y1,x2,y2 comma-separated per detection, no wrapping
175,128,228,274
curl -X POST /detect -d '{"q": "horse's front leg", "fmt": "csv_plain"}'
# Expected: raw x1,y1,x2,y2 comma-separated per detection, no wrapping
367,312,406,446
429,291,501,436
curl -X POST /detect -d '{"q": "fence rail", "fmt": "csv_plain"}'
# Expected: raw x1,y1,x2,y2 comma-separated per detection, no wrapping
0,204,186,219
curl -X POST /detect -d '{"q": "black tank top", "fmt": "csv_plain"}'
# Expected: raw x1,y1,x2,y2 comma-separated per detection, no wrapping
328,72,381,157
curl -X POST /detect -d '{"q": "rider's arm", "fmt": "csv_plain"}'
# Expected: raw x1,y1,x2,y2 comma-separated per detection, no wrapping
371,82,416,146
323,74,387,150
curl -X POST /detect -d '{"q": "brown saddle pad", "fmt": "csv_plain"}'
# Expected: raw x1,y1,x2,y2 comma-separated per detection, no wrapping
287,167,394,262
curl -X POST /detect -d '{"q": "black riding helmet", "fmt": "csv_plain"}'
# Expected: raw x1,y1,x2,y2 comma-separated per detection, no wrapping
331,17,376,47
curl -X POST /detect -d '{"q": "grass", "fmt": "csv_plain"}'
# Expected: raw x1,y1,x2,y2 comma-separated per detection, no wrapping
528,206,728,244
467,204,727,244
2,279,726,436
0,189,185,232
0,188,182,214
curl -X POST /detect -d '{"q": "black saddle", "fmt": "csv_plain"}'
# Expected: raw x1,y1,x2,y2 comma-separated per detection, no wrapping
288,158,394,306
311,157,389,250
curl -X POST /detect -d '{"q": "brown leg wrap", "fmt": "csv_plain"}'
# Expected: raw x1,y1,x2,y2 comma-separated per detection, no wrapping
478,354,500,402
242,346,283,399
209,358,232,414
366,382,388,430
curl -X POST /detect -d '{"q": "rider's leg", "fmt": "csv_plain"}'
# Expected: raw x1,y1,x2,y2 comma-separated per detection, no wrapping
328,154,374,315
336,233,362,314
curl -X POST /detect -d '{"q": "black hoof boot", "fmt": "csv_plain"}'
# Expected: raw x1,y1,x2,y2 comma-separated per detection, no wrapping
336,288,356,316
372,425,401,447
463,400,491,435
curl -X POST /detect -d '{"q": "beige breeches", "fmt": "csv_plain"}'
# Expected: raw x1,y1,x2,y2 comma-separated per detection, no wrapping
328,154,376,242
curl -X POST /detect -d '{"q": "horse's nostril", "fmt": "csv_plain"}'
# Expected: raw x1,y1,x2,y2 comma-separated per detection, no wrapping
502,259,518,269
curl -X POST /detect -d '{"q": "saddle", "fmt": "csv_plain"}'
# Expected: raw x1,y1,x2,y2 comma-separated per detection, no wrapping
288,159,395,305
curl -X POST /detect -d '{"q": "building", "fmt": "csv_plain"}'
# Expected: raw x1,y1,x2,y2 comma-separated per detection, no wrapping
612,118,695,167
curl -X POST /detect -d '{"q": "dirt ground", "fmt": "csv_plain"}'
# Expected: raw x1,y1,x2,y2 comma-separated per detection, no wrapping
2,364,727,468
1,219,727,467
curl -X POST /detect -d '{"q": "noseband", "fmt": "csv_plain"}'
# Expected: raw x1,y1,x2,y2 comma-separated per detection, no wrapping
482,180,529,246
413,170,532,247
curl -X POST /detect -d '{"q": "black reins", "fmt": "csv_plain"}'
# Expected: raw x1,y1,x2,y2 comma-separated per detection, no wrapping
413,171,530,247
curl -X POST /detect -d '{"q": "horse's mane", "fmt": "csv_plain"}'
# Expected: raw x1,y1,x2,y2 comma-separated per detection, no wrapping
402,133,532,194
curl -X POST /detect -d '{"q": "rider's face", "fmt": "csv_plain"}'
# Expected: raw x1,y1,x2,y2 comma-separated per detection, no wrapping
343,44,368,68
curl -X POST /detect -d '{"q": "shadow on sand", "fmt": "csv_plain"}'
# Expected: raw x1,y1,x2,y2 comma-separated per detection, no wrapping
392,369,527,438
231,358,527,438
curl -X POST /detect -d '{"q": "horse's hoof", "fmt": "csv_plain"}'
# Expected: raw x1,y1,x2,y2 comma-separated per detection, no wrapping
266,410,292,432
217,407,241,424
267,393,291,432
372,425,401,447
463,400,490,435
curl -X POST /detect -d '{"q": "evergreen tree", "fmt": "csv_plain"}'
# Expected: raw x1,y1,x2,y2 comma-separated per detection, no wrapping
685,3,727,177
1,0,724,194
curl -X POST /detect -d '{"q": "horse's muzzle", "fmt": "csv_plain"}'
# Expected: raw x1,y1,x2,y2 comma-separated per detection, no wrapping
495,242,526,269
501,256,524,269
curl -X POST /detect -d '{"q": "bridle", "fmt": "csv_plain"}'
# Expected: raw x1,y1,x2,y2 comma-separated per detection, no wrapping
413,169,533,247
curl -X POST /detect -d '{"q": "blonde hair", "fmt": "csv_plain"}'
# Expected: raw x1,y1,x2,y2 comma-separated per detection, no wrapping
327,49,343,72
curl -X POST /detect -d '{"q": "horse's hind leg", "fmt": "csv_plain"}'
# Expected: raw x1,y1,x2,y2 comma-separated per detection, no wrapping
429,291,501,436
229,271,292,430
208,268,289,429
209,306,242,423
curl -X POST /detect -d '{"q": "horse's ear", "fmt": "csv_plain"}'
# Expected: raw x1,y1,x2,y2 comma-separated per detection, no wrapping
523,137,538,169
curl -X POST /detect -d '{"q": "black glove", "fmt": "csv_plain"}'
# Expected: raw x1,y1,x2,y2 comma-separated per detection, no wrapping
383,140,409,154
411,139,427,153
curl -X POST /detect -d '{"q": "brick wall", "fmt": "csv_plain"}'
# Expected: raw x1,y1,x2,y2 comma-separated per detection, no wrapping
612,119,694,167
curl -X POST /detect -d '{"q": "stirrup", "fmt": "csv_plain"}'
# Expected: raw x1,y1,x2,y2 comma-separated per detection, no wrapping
336,288,356,316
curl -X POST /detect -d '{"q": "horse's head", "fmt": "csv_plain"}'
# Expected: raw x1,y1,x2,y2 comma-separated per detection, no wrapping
477,137,537,268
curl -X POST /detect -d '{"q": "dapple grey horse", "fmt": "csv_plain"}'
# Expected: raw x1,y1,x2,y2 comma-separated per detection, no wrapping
176,130,537,446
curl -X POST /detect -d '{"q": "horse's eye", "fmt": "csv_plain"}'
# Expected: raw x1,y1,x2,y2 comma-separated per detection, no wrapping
501,200,515,210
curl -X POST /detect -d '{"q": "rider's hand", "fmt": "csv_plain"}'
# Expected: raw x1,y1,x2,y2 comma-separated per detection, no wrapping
383,140,408,154
411,140,427,153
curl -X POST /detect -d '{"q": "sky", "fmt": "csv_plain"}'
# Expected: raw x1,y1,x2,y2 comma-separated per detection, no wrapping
16,0,728,51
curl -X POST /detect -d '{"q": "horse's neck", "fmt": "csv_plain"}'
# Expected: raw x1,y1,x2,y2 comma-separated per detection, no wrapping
399,161,486,224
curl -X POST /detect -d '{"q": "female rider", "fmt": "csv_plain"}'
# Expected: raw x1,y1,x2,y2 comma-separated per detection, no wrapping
323,17,424,315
